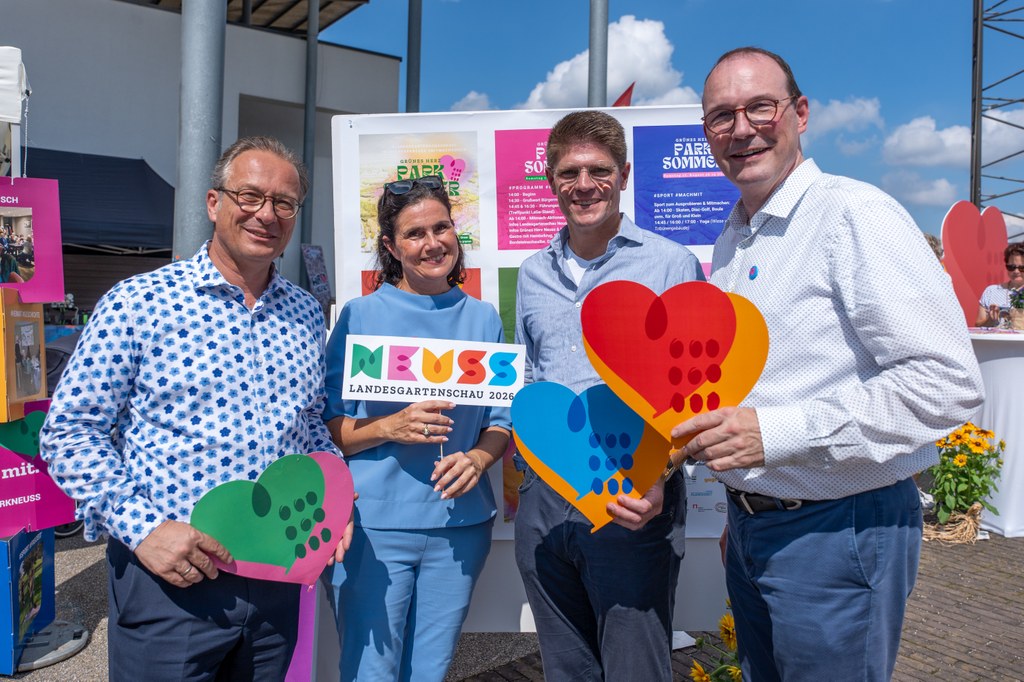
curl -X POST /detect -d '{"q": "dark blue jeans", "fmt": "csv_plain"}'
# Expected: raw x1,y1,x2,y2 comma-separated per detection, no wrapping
106,539,300,682
725,477,923,682
514,468,686,682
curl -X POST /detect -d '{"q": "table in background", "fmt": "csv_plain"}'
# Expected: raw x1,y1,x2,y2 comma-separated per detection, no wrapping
969,331,1024,537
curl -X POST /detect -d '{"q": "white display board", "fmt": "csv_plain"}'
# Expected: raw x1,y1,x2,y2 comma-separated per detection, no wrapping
329,106,733,632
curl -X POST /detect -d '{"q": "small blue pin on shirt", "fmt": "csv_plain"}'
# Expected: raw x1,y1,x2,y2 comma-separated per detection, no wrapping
749,265,759,280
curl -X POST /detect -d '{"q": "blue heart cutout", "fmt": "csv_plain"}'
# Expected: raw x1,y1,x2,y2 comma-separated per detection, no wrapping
511,382,645,500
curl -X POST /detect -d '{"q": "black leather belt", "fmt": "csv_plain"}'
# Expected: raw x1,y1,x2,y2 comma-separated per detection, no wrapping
726,486,815,514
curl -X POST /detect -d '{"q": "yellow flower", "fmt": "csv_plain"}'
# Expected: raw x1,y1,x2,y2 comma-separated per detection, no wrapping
947,431,968,446
963,421,978,433
968,438,987,454
935,437,949,448
727,666,743,682
954,454,968,467
719,612,737,651
690,660,711,682
974,428,994,439
999,440,1006,450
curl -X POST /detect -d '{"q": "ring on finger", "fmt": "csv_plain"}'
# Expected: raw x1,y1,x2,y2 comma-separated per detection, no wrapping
181,564,194,577
422,423,430,438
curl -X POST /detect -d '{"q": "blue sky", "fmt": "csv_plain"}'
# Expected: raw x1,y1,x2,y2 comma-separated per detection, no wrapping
322,0,1024,239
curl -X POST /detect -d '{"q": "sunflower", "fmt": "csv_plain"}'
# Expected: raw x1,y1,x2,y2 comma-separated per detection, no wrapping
727,666,743,682
954,453,968,467
947,430,968,446
690,660,711,682
719,612,737,651
968,438,987,455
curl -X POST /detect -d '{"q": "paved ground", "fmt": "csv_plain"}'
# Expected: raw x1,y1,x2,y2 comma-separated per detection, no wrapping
12,530,1024,681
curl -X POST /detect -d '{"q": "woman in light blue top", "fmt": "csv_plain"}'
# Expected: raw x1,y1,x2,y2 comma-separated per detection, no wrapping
323,176,510,682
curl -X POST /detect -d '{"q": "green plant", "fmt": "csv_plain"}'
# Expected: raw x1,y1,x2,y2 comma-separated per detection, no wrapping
690,604,742,682
1009,288,1024,310
928,422,1004,525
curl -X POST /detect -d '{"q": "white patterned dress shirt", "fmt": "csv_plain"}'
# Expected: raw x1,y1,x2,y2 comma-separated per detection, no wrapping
40,244,339,548
710,160,984,500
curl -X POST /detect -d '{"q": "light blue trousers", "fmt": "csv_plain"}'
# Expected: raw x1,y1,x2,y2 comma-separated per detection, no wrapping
726,477,922,682
327,522,492,682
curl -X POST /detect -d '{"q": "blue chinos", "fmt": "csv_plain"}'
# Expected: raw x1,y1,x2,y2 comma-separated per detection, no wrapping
514,469,687,682
328,521,492,682
106,539,300,682
725,477,923,682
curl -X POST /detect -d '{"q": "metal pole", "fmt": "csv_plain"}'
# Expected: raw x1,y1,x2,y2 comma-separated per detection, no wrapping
10,122,20,178
242,0,252,26
406,0,422,112
300,0,319,288
173,0,226,261
970,0,984,207
588,0,608,107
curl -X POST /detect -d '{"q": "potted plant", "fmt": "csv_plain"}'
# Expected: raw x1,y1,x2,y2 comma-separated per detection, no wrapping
924,422,1004,543
1010,288,1024,330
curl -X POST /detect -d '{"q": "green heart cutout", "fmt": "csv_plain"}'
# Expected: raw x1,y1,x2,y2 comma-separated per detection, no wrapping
0,411,46,458
191,455,328,571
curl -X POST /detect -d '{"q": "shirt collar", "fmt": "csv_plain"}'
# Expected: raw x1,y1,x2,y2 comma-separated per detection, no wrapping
545,213,643,264
724,158,821,236
190,241,284,299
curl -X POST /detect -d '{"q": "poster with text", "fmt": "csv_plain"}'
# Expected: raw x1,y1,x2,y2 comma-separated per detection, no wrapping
332,105,724,537
633,124,740,246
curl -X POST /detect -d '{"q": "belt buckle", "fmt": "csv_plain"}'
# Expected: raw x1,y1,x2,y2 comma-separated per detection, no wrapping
735,490,756,515
782,498,803,511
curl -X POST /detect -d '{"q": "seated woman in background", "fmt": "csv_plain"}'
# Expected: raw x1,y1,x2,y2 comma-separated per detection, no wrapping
323,175,511,682
976,242,1024,326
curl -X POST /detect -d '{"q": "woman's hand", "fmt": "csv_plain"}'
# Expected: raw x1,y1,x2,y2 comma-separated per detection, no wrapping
431,451,485,499
382,400,455,445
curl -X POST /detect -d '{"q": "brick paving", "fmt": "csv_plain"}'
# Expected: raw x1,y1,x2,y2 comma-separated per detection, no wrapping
460,534,1024,681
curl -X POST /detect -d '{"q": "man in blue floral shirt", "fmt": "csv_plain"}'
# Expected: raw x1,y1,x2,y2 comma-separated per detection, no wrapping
41,136,347,680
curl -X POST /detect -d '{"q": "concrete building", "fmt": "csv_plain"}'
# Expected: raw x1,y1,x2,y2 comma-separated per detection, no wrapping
0,0,399,309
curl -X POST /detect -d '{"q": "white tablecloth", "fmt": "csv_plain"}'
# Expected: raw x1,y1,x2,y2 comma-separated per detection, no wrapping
970,332,1024,537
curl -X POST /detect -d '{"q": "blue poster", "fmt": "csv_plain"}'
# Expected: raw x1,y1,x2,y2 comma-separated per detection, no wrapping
632,124,739,246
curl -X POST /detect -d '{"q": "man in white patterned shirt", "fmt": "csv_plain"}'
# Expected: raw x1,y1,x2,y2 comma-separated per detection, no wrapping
671,47,983,681
42,137,350,680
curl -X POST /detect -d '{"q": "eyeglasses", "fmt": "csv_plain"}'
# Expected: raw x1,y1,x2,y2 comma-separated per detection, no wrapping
217,187,301,219
550,165,617,186
702,96,798,135
1007,264,1024,272
384,175,444,195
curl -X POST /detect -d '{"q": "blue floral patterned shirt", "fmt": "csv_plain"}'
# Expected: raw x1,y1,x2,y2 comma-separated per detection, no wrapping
40,244,339,549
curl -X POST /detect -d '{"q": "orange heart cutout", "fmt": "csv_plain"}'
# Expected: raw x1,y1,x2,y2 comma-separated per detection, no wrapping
581,280,768,444
942,201,1008,326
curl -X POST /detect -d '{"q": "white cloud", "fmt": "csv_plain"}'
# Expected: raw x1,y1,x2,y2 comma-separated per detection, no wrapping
517,15,699,110
450,90,493,112
833,134,879,156
1005,212,1024,240
882,116,970,167
881,170,959,206
982,108,1024,162
805,98,883,141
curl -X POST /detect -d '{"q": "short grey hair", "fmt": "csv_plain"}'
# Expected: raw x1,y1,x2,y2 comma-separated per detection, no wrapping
210,136,309,199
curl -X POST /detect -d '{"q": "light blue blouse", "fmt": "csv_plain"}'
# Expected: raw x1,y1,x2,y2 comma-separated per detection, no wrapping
324,284,511,529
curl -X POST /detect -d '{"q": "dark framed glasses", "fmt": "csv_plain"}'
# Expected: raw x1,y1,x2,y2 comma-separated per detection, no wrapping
702,96,798,135
217,187,301,219
384,175,444,195
1007,264,1024,272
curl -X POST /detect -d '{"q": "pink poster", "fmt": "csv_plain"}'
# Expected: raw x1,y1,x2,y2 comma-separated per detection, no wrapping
494,129,565,250
0,400,77,536
0,177,65,304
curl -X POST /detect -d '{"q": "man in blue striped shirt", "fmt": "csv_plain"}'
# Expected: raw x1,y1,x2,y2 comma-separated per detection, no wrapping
513,110,704,682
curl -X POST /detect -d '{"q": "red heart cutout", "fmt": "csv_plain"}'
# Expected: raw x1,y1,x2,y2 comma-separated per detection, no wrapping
581,280,768,442
942,201,1008,325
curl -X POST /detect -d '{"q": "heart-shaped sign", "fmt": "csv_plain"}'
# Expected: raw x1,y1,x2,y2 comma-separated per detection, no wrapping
511,382,670,531
0,410,46,457
439,154,467,182
190,451,354,585
581,280,768,443
941,201,1009,326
